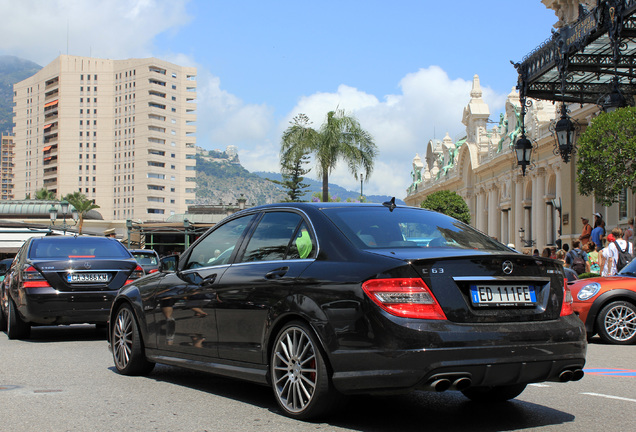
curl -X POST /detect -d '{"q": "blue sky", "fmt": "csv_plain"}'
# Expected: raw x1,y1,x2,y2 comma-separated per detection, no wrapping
0,0,558,197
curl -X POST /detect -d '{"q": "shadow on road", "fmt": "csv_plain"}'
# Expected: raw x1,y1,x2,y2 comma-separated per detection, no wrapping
21,324,107,343
119,364,576,431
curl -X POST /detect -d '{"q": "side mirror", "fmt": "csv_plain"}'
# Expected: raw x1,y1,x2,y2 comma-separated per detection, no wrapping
159,254,179,272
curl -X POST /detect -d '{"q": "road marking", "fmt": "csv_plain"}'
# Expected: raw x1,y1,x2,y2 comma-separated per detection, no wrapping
584,368,636,377
529,383,551,387
581,392,636,403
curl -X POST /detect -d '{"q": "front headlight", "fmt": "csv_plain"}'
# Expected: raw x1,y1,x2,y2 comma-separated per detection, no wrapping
577,282,601,301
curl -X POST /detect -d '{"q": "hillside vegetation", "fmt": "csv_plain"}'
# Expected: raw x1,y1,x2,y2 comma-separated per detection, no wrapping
0,56,42,134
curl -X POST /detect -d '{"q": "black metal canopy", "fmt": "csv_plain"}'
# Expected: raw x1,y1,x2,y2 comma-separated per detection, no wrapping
515,0,636,106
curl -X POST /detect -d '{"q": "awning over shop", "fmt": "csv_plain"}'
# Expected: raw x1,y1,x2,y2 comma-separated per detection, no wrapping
515,1,636,105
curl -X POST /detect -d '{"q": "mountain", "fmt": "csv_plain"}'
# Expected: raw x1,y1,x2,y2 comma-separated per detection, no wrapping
195,153,287,205
253,171,405,204
194,150,405,206
0,56,42,134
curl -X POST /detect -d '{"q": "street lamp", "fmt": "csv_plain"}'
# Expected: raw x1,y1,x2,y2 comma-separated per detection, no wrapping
514,136,533,176
49,200,78,235
518,227,535,248
551,197,563,249
551,103,579,163
126,219,133,248
183,218,191,250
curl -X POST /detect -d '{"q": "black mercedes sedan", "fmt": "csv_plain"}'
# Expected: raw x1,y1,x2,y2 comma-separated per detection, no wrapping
108,202,586,420
1,235,143,339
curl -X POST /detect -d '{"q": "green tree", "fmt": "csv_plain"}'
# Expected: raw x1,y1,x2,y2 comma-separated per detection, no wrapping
34,188,56,200
576,107,636,206
64,192,100,235
270,151,311,202
421,190,471,224
281,110,377,202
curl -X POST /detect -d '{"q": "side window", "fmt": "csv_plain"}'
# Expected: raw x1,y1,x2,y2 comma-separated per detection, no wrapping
287,221,316,260
239,212,307,263
185,214,256,269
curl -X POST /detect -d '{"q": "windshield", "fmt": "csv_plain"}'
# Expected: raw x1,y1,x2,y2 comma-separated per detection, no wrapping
29,237,132,259
618,257,636,276
321,206,508,251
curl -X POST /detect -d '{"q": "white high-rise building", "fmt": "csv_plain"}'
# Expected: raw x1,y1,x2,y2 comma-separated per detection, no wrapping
13,55,197,221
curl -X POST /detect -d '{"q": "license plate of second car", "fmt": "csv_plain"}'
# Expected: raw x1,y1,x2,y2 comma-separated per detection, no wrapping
67,272,109,283
470,285,536,306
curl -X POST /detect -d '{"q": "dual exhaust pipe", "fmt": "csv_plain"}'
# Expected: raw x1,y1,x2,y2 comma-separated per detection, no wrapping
426,367,584,392
556,368,584,382
427,376,472,392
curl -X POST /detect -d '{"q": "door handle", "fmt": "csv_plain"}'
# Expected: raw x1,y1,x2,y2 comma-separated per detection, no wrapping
265,267,289,279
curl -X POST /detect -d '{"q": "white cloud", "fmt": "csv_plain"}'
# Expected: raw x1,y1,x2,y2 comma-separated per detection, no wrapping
282,66,508,198
0,0,191,65
193,69,274,153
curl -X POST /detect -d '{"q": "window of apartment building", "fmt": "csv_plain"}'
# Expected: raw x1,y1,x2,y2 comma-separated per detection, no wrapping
619,189,628,220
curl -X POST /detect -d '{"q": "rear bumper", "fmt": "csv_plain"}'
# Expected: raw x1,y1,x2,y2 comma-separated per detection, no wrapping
327,315,587,394
16,287,118,325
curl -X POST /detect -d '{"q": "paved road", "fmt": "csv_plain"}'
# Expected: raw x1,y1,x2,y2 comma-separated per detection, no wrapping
1,326,634,432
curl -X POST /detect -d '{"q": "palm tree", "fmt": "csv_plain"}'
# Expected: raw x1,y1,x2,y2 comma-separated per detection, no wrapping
64,192,100,235
34,188,56,200
281,110,377,202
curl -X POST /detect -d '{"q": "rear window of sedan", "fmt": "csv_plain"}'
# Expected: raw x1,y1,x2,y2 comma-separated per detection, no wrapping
322,206,508,251
29,237,133,259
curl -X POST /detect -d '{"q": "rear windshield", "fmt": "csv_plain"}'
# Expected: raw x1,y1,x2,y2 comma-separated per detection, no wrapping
321,206,508,251
132,253,159,265
29,237,132,259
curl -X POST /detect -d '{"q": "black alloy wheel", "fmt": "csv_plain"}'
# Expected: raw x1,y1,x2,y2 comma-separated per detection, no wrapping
270,321,341,420
461,383,528,402
6,299,30,340
112,304,155,375
596,301,636,345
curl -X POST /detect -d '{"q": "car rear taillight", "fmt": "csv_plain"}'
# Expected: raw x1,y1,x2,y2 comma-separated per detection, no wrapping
20,266,52,289
125,265,145,285
560,280,574,316
362,278,447,320
148,269,158,274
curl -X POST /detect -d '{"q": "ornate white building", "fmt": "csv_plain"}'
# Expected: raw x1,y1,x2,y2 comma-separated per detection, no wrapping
404,74,631,251
405,0,636,252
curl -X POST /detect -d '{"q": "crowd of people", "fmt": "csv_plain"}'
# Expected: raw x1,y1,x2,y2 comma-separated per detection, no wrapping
524,213,634,280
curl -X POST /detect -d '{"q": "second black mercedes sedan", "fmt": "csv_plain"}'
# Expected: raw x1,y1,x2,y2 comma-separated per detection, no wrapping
108,202,586,420
1,235,143,339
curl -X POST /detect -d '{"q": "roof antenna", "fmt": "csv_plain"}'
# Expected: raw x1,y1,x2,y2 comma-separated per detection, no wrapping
382,197,397,212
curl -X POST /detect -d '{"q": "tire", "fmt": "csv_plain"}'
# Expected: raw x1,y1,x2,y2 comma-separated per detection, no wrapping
111,304,155,375
0,299,6,332
461,383,527,402
7,299,31,340
595,301,636,345
270,321,341,420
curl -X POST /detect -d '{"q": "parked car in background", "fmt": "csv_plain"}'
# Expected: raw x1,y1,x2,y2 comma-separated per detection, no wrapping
0,236,143,339
0,258,14,283
109,202,586,420
570,259,636,345
129,249,161,275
